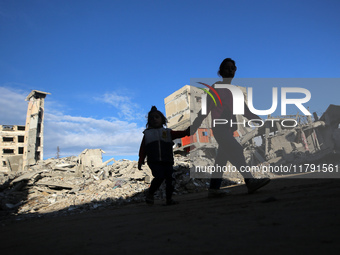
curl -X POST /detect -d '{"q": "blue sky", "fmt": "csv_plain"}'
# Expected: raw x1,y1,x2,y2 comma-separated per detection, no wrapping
0,0,339,161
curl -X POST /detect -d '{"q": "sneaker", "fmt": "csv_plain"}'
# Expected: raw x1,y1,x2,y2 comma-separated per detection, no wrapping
208,188,231,198
145,191,154,205
166,199,179,206
245,178,270,194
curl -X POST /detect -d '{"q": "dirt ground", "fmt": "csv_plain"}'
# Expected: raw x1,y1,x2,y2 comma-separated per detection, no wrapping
1,172,340,255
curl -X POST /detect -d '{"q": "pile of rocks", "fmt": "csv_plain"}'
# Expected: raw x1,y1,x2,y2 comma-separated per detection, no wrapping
0,154,214,219
0,149,279,220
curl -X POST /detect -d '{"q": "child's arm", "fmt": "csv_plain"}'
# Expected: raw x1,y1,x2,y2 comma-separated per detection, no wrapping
171,128,190,140
138,136,146,170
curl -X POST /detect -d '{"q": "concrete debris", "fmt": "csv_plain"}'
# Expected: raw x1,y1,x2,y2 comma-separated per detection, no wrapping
0,152,219,218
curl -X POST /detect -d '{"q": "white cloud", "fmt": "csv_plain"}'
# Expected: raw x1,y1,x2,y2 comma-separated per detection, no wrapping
97,92,145,121
44,113,144,158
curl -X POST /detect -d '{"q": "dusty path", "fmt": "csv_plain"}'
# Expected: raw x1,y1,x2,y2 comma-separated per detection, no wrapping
1,173,340,255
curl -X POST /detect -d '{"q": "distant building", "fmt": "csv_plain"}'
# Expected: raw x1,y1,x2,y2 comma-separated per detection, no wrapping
0,90,50,172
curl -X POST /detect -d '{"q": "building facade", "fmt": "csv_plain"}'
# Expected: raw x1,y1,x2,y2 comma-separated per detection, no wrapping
0,125,26,172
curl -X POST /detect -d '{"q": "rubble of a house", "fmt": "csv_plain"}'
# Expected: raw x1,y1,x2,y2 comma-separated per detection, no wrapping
0,151,227,219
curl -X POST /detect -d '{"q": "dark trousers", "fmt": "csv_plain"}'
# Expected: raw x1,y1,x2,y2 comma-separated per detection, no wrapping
210,127,253,189
148,162,175,201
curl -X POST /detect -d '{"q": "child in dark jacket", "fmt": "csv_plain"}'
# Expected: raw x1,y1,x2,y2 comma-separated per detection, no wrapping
138,106,189,205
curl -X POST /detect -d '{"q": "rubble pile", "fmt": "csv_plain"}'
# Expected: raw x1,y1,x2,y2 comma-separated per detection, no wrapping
0,154,214,218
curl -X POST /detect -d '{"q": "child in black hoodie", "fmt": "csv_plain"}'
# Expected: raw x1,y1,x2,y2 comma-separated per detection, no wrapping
138,106,189,205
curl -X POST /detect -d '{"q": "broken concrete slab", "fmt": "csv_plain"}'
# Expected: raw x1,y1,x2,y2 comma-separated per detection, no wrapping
11,170,46,184
34,181,74,190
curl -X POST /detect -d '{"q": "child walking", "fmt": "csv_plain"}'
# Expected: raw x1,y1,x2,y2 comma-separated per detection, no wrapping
138,106,189,205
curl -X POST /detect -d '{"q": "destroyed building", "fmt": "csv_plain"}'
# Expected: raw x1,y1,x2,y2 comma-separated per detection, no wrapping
0,90,50,172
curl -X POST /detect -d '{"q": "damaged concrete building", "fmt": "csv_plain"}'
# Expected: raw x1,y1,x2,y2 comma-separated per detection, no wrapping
0,90,50,172
0,125,26,172
165,85,340,171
